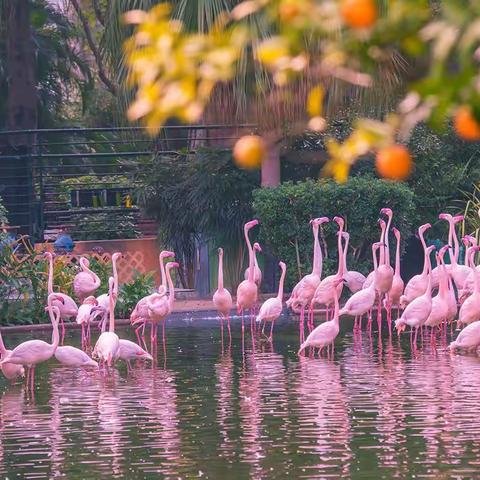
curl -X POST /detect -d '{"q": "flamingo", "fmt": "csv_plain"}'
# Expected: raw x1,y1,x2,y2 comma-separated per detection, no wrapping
386,227,404,312
44,252,78,341
449,320,480,353
93,277,120,369
255,261,287,341
457,246,480,328
0,292,60,391
141,261,179,343
286,217,329,342
236,220,260,330
424,246,450,339
213,247,233,341
459,237,479,301
395,245,435,347
244,242,262,288
95,252,122,332
75,296,98,349
339,242,382,329
342,232,366,294
130,250,174,342
298,278,343,357
400,223,432,307
117,339,153,372
310,216,345,323
73,257,101,302
0,328,24,381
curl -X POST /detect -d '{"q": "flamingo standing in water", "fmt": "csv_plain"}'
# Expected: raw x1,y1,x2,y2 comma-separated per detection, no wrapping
256,261,287,341
95,252,122,332
117,339,153,372
386,227,404,317
457,246,480,328
213,248,233,341
400,223,432,307
73,257,101,302
0,293,60,391
395,245,435,347
449,320,480,353
339,242,382,330
244,242,262,288
298,278,343,357
424,246,450,341
286,217,329,343
459,236,479,301
44,252,78,342
310,216,345,324
75,296,98,350
0,329,24,381
93,277,119,369
342,232,366,294
130,250,174,342
236,220,260,331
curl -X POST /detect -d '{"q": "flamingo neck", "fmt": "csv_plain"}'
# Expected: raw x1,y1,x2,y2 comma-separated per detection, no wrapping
452,222,460,262
336,231,345,277
425,252,432,299
245,225,255,282
312,224,322,276
438,256,448,297
218,252,224,291
379,225,386,265
395,234,401,276
47,254,54,295
469,248,480,294
277,267,286,301
333,292,340,326
109,290,115,333
112,256,119,296
0,330,7,356
342,235,349,273
447,221,458,267
370,245,379,290
167,268,175,310
50,310,60,351
385,216,392,266
159,255,167,289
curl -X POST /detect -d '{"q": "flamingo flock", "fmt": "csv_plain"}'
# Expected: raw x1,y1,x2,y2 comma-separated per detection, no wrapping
1,208,480,393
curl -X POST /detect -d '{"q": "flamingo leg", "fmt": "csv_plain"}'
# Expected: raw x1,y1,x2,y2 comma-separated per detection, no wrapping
269,321,274,342
227,316,232,346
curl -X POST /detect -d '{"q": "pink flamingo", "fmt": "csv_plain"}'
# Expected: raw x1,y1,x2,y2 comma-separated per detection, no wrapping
255,261,287,341
95,252,122,332
93,277,119,369
339,242,382,329
244,242,262,287
117,339,153,372
0,292,60,391
286,217,329,342
449,320,480,353
0,328,24,381
400,223,432,307
310,216,345,324
75,296,98,349
73,257,101,302
213,248,233,341
143,261,179,344
236,220,260,330
395,245,435,347
459,236,479,301
386,227,404,315
130,250,174,342
298,278,343,357
342,232,366,294
457,246,480,328
424,246,450,340
44,252,78,341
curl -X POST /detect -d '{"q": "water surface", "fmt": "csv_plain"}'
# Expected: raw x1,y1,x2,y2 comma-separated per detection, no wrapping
1,315,480,479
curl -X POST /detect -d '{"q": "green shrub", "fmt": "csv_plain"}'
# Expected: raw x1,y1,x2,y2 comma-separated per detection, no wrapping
117,272,155,319
253,177,416,288
71,211,140,241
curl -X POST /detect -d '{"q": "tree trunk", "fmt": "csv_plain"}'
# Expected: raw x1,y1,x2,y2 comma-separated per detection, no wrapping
0,0,38,238
261,143,281,187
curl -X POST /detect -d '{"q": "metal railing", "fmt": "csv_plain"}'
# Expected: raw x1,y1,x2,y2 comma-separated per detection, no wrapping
0,124,254,242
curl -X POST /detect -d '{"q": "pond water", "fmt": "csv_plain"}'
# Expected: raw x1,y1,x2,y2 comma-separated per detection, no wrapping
1,314,480,479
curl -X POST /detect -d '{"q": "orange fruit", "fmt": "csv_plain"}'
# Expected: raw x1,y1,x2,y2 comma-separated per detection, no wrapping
340,0,377,29
375,144,412,181
454,106,480,141
233,135,266,169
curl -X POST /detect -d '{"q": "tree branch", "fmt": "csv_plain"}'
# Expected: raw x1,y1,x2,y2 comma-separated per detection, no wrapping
70,0,117,96
92,0,105,26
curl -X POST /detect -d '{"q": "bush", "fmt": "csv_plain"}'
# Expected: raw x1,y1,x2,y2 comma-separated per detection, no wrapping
71,211,140,241
253,177,416,288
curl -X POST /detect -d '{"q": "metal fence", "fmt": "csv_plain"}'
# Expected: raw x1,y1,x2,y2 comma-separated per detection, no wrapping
0,125,254,242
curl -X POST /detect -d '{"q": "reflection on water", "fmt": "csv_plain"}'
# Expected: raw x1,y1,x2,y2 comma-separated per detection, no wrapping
2,316,480,478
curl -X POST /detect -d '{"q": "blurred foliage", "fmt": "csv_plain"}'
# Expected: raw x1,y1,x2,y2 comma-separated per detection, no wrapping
456,184,480,243
117,271,155,318
70,211,140,241
253,177,415,288
124,0,480,180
